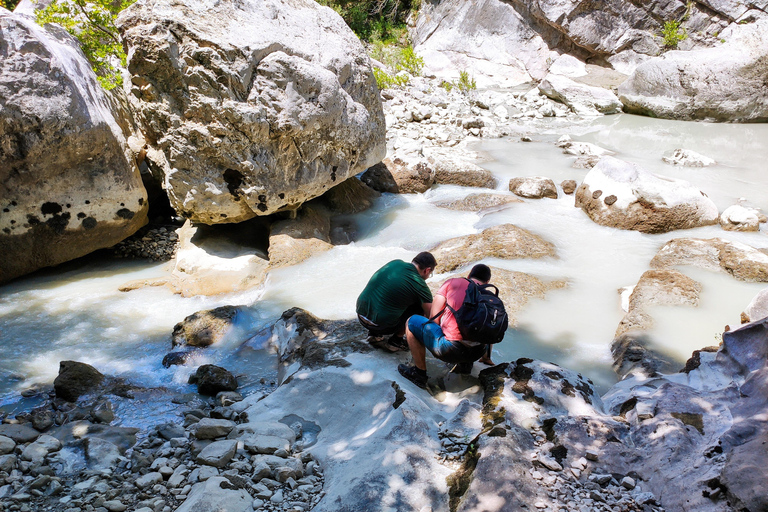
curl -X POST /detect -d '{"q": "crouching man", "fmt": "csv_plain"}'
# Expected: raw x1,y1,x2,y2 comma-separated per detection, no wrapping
398,264,497,389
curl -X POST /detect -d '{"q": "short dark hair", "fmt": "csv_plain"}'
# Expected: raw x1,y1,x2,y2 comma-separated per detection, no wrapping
412,251,436,270
468,263,491,283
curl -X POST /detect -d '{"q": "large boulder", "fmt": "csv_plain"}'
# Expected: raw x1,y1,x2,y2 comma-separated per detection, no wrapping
116,0,385,224
268,204,333,269
538,73,623,115
650,238,768,282
360,156,434,194
0,10,148,283
171,306,239,348
430,224,556,274
619,20,768,122
53,361,105,402
574,156,719,233
509,177,558,199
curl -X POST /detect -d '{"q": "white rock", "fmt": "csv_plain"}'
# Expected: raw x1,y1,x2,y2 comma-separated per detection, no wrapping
135,472,163,490
548,54,587,78
720,205,765,232
662,149,716,167
539,73,622,115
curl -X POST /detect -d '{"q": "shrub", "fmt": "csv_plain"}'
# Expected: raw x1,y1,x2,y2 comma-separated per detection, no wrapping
317,0,417,41
661,20,687,48
373,67,409,89
36,0,135,89
455,70,476,93
396,45,424,76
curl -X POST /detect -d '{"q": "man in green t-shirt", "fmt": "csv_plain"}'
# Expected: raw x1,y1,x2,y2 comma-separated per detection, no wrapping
356,252,436,351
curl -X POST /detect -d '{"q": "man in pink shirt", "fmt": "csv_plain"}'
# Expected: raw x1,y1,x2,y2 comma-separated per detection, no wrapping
399,264,496,389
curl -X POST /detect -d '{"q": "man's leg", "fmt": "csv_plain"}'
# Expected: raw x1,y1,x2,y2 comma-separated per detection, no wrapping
405,319,427,371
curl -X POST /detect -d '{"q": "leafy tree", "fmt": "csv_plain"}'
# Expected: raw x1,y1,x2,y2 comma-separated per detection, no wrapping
317,0,417,41
36,0,135,89
1,0,21,10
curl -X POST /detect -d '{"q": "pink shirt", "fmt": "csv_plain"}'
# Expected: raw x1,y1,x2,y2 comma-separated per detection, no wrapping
437,278,471,341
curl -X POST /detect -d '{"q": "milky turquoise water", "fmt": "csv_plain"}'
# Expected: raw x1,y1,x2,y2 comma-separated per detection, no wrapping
0,114,766,414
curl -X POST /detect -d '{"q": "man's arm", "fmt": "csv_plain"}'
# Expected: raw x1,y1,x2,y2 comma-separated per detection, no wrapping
429,294,446,321
421,302,432,316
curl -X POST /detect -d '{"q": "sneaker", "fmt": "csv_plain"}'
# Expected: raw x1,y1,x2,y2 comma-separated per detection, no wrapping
385,335,409,352
450,361,473,375
367,335,385,346
398,364,428,389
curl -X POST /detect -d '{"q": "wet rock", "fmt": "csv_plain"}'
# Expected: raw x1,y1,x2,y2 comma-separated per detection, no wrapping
157,423,186,441
722,317,768,373
172,306,239,348
509,177,558,199
429,153,497,189
430,224,556,273
719,205,766,232
575,156,719,233
0,435,15,455
662,149,716,167
191,365,238,396
84,437,122,470
0,424,40,444
175,476,253,512
560,180,577,195
116,0,384,223
30,408,54,432
650,238,768,282
316,177,380,215
196,440,237,468
434,193,522,211
193,419,235,440
161,351,199,368
268,204,333,269
53,361,105,402
539,74,623,115
0,10,148,284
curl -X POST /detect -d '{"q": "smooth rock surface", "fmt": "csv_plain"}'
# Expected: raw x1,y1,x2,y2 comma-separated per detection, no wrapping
117,0,385,223
172,306,239,348
719,205,765,232
509,177,558,199
434,193,522,211
539,73,623,115
175,476,253,512
650,238,768,282
53,361,105,402
662,148,716,167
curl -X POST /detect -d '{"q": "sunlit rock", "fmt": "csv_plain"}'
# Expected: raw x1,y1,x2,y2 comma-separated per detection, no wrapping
619,20,768,122
575,156,719,234
428,153,497,189
742,287,768,324
662,148,716,167
650,238,768,282
268,204,333,270
360,156,435,194
719,205,766,232
116,0,385,224
539,74,623,115
509,177,558,199
434,193,522,211
0,10,148,283
430,224,556,274
171,306,239,348
176,476,252,512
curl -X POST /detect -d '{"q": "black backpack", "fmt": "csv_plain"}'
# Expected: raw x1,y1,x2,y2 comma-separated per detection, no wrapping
438,278,509,344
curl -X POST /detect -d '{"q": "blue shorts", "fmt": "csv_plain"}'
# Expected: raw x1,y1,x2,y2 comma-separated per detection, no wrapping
407,315,486,364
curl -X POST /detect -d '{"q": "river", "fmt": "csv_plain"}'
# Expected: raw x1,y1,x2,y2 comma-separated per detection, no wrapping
1,113,766,424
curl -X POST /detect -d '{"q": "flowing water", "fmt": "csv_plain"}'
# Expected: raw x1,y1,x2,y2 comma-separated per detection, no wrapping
1,114,766,424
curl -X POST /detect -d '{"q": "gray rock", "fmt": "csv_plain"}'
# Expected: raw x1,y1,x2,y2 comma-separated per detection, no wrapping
174,476,252,512
0,10,148,284
135,472,163,490
575,156,719,234
242,434,291,455
84,438,122,471
0,435,15,455
0,454,17,473
539,74,623,115
157,423,186,441
191,365,238,396
172,307,239,349
196,440,237,468
53,361,105,402
103,500,127,512
193,419,236,440
0,424,39,443
116,0,385,224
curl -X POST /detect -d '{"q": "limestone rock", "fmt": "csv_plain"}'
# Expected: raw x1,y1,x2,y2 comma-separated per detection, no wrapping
191,365,238,396
430,224,556,274
435,193,522,211
619,20,768,122
172,306,239,348
650,238,768,282
84,437,122,471
0,10,148,283
428,154,497,189
360,156,434,194
548,54,587,78
242,434,291,455
175,476,253,512
268,204,333,269
575,156,719,233
193,418,236,440
742,288,768,324
539,74,623,115
509,177,558,199
316,177,380,215
556,136,614,158
561,180,577,195
719,205,766,232
53,361,105,402
196,440,237,468
662,149,716,167
116,0,385,224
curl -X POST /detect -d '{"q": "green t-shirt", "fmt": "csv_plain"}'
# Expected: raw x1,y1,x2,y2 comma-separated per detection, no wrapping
356,260,433,329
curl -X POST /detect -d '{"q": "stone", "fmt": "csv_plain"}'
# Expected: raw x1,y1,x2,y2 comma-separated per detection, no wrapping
53,361,105,402
172,306,239,348
196,440,237,468
360,156,434,194
157,423,186,441
430,224,556,273
0,454,16,473
509,177,558,199
191,365,238,396
743,288,768,325
650,238,768,282
560,180,577,195
135,472,163,490
228,422,297,445
175,477,252,512
720,205,765,232
0,10,148,284
103,500,127,512
620,476,636,490
0,424,39,444
91,401,115,424
539,74,623,115
84,438,122,471
242,434,291,455
268,204,333,269
428,154,497,189
662,149,716,167
557,136,614,158
434,193,522,211
116,0,385,224
29,408,54,432
722,318,768,373
316,177,380,215
193,419,236,440
619,20,768,122
0,436,15,455
575,156,719,233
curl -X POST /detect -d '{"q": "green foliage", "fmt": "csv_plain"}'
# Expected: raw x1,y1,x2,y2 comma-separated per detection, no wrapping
661,20,688,48
36,0,135,90
397,45,423,75
317,0,417,41
438,70,476,94
439,81,453,93
1,0,20,11
373,67,409,90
